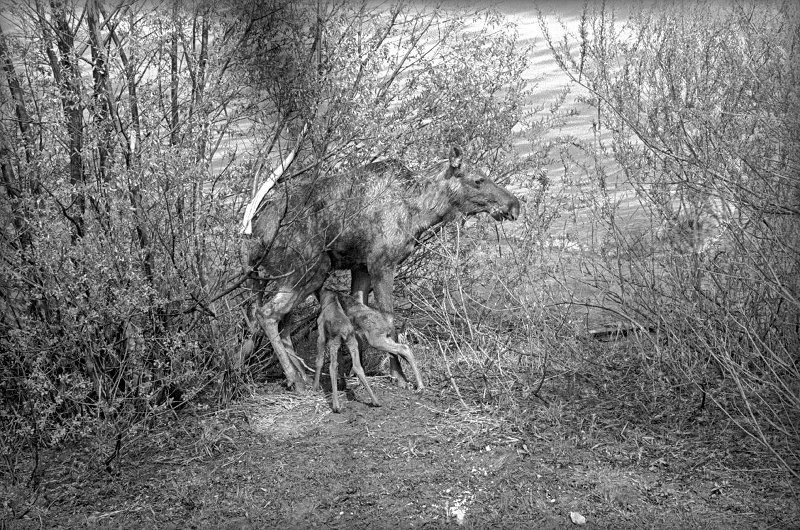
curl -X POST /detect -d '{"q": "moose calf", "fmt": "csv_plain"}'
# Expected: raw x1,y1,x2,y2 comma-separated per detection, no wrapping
338,293,424,391
315,289,424,412
315,289,379,412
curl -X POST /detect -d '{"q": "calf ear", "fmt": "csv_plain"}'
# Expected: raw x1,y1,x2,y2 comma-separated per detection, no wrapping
449,145,463,169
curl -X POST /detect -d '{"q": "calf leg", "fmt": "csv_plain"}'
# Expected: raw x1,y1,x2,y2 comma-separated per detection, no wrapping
345,335,380,407
368,334,424,391
313,320,326,391
328,336,343,412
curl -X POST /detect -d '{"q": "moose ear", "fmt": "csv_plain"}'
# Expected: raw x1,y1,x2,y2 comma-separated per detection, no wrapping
448,145,463,170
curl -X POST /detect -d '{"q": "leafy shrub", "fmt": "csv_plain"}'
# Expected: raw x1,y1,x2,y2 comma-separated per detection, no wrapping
0,0,539,472
539,0,800,475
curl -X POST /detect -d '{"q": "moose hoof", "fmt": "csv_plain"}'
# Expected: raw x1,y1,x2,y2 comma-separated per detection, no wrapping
291,378,307,393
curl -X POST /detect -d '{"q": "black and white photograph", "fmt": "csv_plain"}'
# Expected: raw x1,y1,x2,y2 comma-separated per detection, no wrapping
1,0,797,526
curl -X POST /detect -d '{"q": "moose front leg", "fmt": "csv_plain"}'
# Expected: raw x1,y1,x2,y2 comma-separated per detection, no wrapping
370,268,409,388
350,264,371,304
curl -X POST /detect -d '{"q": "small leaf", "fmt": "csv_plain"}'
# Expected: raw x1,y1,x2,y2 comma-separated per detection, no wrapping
570,511,586,525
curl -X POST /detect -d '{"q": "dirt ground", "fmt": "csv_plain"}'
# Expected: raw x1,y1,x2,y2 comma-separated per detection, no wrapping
4,372,797,529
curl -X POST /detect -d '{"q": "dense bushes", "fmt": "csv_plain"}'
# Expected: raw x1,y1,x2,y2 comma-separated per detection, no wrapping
535,1,800,474
0,0,534,471
398,0,799,480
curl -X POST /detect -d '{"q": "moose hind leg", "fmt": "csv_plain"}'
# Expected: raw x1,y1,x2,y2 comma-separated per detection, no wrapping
255,290,307,391
280,315,308,377
370,268,409,387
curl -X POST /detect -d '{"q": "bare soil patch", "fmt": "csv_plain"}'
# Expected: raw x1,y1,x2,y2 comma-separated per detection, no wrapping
4,372,796,528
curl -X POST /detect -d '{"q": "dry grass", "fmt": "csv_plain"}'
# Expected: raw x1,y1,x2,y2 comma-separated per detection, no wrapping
237,391,332,440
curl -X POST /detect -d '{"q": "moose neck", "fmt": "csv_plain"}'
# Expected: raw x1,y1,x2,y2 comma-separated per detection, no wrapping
408,171,462,240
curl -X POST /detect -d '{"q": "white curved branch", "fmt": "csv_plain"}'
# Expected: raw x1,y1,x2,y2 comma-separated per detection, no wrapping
241,124,308,235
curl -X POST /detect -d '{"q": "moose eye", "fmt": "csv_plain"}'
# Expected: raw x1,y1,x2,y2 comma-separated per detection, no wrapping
465,175,485,188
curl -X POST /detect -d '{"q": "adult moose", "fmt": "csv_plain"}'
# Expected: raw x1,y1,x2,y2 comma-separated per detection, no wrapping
246,146,520,391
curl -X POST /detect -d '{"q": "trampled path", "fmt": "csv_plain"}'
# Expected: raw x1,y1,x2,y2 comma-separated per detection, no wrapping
17,379,793,528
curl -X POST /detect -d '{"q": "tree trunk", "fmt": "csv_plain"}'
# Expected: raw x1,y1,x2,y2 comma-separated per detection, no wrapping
171,5,184,221
0,24,34,243
0,26,33,166
170,3,180,147
125,10,141,160
87,0,112,184
96,4,153,280
122,12,152,281
0,134,30,249
196,15,209,162
50,0,85,240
